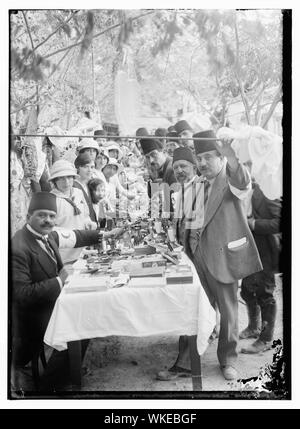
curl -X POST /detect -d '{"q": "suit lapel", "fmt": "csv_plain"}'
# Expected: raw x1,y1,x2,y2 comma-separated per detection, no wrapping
23,226,59,277
48,235,63,270
202,164,228,229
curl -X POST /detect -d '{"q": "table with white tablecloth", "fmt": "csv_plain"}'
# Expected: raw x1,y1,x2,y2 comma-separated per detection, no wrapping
44,253,216,390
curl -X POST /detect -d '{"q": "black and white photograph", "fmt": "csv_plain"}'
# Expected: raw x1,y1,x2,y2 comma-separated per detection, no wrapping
6,2,292,405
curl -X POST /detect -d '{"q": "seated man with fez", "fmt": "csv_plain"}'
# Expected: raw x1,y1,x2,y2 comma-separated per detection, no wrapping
11,191,123,392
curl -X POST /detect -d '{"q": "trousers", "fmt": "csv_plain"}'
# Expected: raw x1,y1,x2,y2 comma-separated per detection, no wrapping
192,245,239,366
240,270,276,307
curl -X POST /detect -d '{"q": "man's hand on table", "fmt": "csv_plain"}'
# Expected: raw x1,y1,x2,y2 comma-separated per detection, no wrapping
104,227,125,239
58,267,69,285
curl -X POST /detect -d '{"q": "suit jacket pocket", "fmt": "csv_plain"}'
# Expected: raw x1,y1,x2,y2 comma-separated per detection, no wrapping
225,239,251,279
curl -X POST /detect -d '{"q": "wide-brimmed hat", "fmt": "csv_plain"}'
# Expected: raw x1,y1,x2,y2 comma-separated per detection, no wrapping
48,160,78,181
174,120,193,135
193,130,218,155
105,143,123,160
77,138,99,154
102,157,119,171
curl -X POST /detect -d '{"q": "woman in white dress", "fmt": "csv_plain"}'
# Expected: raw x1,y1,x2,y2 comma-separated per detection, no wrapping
49,159,96,263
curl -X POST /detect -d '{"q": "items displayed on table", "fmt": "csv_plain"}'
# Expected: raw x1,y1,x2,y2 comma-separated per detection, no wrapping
165,265,193,284
63,216,190,293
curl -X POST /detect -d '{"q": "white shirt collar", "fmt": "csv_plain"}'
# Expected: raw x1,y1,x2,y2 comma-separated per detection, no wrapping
182,175,197,188
26,224,48,240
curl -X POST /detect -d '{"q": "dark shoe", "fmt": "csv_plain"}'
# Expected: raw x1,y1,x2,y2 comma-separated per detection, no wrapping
220,365,238,380
156,366,191,381
239,326,260,339
241,339,272,354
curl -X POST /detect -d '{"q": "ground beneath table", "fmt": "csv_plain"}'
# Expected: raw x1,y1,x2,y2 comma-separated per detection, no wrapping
80,276,284,396
11,276,285,398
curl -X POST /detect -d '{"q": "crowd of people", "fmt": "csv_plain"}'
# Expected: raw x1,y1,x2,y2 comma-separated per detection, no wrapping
10,118,282,392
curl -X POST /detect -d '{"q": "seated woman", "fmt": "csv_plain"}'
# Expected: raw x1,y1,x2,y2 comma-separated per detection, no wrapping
88,177,115,229
49,159,96,263
77,138,99,161
93,149,109,182
73,152,97,224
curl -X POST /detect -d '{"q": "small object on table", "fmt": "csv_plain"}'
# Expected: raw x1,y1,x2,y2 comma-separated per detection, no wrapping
128,266,165,278
165,265,193,284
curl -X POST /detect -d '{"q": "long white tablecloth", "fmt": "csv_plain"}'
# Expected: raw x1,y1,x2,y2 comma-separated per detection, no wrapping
44,253,216,355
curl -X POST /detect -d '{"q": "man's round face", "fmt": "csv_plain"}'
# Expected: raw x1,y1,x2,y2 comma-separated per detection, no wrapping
108,149,119,160
196,150,223,180
28,209,57,235
166,141,179,156
173,159,195,184
179,130,193,148
54,175,74,194
81,148,98,160
145,150,165,171
78,162,95,182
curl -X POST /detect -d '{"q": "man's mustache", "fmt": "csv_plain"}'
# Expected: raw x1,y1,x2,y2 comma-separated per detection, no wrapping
41,222,53,227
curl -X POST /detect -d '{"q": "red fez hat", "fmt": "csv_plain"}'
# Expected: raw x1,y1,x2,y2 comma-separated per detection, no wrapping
140,138,163,155
136,127,149,137
155,128,167,137
28,192,57,214
193,130,218,154
166,131,179,141
174,120,193,134
172,147,196,165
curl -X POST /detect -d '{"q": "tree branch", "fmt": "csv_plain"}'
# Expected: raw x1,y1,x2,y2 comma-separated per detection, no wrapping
261,87,282,129
22,11,40,115
233,17,251,124
43,10,155,60
249,82,266,111
23,10,79,62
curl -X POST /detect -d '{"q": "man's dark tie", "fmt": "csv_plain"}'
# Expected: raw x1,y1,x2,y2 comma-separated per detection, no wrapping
204,180,210,209
38,236,57,264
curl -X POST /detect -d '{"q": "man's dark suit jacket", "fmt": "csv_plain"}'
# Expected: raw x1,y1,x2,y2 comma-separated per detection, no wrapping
251,182,281,273
11,225,99,365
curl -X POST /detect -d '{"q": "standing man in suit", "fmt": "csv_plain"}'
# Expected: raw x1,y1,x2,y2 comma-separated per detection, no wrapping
140,137,179,217
239,178,281,353
157,130,262,381
11,192,123,391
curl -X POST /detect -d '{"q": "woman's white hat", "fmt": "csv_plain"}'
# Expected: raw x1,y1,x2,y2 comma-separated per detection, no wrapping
78,138,100,154
102,157,119,171
102,141,123,160
48,159,78,181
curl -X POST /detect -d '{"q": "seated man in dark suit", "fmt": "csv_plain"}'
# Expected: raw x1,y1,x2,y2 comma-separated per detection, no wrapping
11,191,123,392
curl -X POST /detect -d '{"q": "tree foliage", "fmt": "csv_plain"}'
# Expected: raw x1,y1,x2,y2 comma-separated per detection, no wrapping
10,9,282,133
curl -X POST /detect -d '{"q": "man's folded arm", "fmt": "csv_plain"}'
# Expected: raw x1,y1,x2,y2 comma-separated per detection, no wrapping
12,251,61,308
